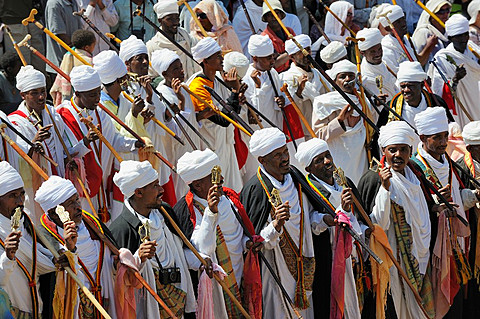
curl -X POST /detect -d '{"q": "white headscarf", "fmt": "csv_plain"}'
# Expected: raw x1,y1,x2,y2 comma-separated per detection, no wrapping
223,51,249,78
445,14,469,37
93,50,127,84
249,127,286,157
326,59,357,80
16,65,46,92
0,161,24,197
414,107,449,135
396,61,427,83
151,49,180,75
295,138,329,168
468,0,480,24
70,65,101,92
356,28,383,51
153,0,179,19
192,37,221,62
462,121,480,145
285,34,311,55
113,160,159,199
320,41,347,64
177,149,221,184
324,1,353,41
378,121,416,147
35,176,77,212
248,34,274,57
119,35,148,62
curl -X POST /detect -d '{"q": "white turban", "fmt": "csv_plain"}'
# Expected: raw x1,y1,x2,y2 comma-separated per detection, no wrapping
370,3,391,29
70,65,101,92
177,149,221,184
249,127,286,157
380,5,404,27
445,14,469,37
397,61,427,83
295,138,330,168
468,0,480,24
153,0,179,19
119,35,148,62
414,107,449,135
248,34,274,57
151,49,180,75
16,65,46,92
113,160,159,199
285,34,311,55
378,121,416,147
356,28,383,51
93,50,127,84
34,176,77,212
0,161,24,197
192,37,221,62
223,51,250,78
462,121,480,145
320,41,347,64
327,59,357,80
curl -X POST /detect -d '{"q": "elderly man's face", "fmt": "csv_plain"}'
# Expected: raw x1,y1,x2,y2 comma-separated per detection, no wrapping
467,144,480,163
159,13,180,35
253,54,275,72
259,145,290,179
61,193,83,225
399,81,423,107
21,87,47,114
450,32,469,53
362,43,383,65
382,144,411,173
306,150,335,183
391,17,408,37
291,48,311,69
421,131,449,160
0,187,25,219
335,72,355,93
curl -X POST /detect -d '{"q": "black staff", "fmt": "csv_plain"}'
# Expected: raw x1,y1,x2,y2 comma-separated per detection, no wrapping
73,9,119,52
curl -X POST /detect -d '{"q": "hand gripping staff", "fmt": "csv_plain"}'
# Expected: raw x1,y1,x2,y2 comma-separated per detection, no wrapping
73,9,119,52
262,0,379,135
133,7,282,131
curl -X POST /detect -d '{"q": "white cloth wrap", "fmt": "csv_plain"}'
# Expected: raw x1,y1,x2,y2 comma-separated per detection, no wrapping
34,176,77,212
446,14,469,37
119,35,148,62
151,49,180,75
70,65,101,92
326,59,357,80
414,106,449,135
177,148,220,184
285,34,311,55
295,138,329,168
113,160,159,199
249,127,286,157
380,4,404,27
248,34,274,57
192,37,221,62
356,28,383,51
378,121,416,147
462,121,480,145
320,41,347,64
15,65,46,92
93,50,127,84
0,161,24,197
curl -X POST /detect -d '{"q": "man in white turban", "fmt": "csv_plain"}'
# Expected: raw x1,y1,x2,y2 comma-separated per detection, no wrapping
57,65,142,221
412,107,479,318
428,13,480,128
35,175,121,318
295,137,363,318
0,161,58,317
240,127,324,319
187,37,246,192
9,65,87,222
319,41,347,69
381,5,419,74
312,59,374,184
359,120,435,319
110,160,198,318
174,149,262,318
357,28,398,99
146,0,200,80
281,34,329,140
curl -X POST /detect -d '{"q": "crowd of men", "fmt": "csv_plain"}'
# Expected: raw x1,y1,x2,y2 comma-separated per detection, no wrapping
2,0,480,318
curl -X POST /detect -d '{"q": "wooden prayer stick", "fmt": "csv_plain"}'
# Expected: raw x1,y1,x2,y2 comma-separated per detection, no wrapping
303,6,331,43
22,9,91,66
2,25,27,65
80,116,124,163
159,206,252,319
280,83,315,137
177,0,209,37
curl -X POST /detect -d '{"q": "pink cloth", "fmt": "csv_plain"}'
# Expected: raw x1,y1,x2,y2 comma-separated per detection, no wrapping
243,235,264,319
65,157,88,196
115,248,142,319
196,263,227,319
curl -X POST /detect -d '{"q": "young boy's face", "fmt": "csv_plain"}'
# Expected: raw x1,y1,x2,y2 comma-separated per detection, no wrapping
84,40,97,54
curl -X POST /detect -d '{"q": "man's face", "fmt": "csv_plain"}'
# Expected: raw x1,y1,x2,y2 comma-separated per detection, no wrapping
76,87,101,110
259,145,290,177
204,51,224,72
164,59,185,82
264,11,283,32
0,187,25,219
345,10,353,27
306,151,334,182
191,173,224,198
159,13,180,35
399,81,422,106
450,32,469,53
467,144,480,163
392,17,408,37
60,193,83,225
253,54,275,72
382,144,411,172
291,47,311,69
127,53,149,76
335,72,355,93
21,87,47,114
421,131,449,158
362,43,383,65
140,179,164,210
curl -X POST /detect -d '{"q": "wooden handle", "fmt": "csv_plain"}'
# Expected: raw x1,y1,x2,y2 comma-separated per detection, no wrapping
280,83,316,137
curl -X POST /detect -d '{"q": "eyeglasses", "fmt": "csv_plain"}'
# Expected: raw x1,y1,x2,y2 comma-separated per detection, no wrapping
196,12,207,19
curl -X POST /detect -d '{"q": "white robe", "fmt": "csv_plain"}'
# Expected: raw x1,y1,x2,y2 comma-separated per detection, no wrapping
0,214,56,314
370,165,431,319
124,200,197,317
0,111,21,170
382,34,417,74
232,0,266,59
360,59,398,100
190,194,249,319
257,166,324,319
428,41,480,127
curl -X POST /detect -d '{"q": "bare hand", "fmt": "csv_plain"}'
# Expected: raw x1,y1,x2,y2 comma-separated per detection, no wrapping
63,220,78,252
246,240,264,252
141,108,154,124
33,124,52,143
84,124,100,144
274,96,285,108
4,231,21,260
323,214,336,227
338,104,353,122
272,201,290,231
171,78,185,107
251,70,262,89
131,95,145,118
196,108,216,121
341,188,354,212
425,34,438,48
224,68,240,91
199,257,214,278
296,75,308,97
375,93,388,106
453,65,467,83
207,184,221,213
138,240,157,262
438,184,452,202
138,75,153,103
433,202,459,218
379,166,392,191
54,253,71,270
